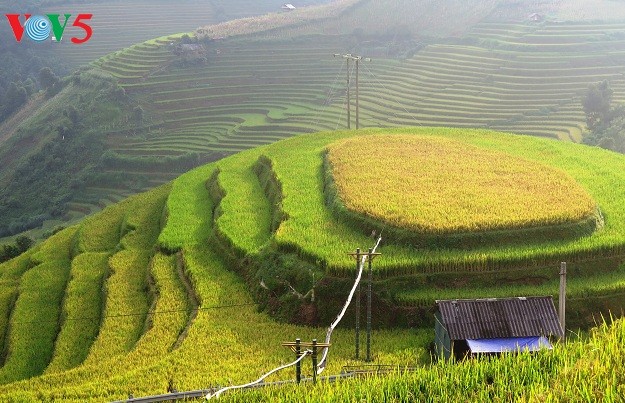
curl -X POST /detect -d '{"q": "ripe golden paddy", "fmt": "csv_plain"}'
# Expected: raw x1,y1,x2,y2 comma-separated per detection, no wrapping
326,135,597,234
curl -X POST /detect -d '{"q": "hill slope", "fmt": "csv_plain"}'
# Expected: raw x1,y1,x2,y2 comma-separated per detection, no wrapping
0,128,625,400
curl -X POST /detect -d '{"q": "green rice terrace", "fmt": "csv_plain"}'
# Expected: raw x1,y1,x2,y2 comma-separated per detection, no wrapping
44,0,333,67
2,127,625,400
8,0,625,239
53,19,625,225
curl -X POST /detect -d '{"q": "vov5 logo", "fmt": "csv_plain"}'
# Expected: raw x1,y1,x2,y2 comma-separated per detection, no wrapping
5,14,93,44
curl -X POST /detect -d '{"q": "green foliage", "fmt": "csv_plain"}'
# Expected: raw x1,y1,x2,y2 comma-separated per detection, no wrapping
583,80,613,130
0,81,28,118
584,103,625,153
39,67,61,94
0,70,131,237
5,11,625,400
0,235,34,263
0,10,67,121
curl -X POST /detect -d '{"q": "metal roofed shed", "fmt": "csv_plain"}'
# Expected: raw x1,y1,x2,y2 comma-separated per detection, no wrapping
434,296,564,360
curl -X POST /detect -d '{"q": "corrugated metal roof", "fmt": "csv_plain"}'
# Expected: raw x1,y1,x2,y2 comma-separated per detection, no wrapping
436,296,564,340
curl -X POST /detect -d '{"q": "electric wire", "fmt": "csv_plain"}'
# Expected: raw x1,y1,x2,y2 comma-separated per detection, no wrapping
7,303,256,326
362,63,423,127
205,349,312,399
204,235,383,399
335,61,357,130
310,58,346,130
316,234,382,375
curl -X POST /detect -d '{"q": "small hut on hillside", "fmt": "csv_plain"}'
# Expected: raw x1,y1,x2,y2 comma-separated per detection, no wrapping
434,296,564,360
528,13,544,22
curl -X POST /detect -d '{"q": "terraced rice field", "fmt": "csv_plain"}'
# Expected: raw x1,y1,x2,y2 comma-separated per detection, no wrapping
4,127,625,399
46,0,332,67
59,18,625,233
0,161,426,401
326,135,597,233
93,21,625,161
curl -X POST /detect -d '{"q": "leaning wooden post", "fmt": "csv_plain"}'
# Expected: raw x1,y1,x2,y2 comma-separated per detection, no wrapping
311,339,318,384
559,262,567,340
295,338,301,384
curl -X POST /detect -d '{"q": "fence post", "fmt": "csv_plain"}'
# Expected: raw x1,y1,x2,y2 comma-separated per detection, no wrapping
295,338,301,384
312,339,318,384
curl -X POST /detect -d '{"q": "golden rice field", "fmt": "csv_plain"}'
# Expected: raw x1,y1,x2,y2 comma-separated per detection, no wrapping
326,135,598,234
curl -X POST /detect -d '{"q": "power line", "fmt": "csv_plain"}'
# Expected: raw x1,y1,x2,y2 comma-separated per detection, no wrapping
311,58,347,130
8,303,256,325
335,61,356,130
333,53,371,129
362,62,422,127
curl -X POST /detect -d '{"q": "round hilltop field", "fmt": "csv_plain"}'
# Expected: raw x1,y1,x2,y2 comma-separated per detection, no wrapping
325,135,600,247
154,126,625,327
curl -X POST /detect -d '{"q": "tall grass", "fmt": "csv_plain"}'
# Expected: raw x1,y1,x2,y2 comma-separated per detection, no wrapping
219,318,625,402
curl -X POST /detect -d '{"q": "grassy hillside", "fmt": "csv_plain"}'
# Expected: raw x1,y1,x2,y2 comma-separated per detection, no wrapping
0,128,624,400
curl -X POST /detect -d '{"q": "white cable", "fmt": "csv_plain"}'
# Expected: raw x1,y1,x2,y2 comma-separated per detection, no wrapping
207,235,383,398
206,350,312,399
316,235,382,374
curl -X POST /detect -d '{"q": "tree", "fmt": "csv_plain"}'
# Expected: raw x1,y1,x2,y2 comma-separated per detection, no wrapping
583,94,625,153
15,235,34,252
583,80,613,130
0,235,34,263
65,105,79,125
133,105,144,126
2,81,28,117
39,67,60,92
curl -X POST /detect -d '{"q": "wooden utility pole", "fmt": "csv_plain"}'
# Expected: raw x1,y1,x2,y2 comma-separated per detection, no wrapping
348,247,381,361
559,262,566,339
333,53,370,129
282,339,330,383
351,248,362,359
366,248,381,362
